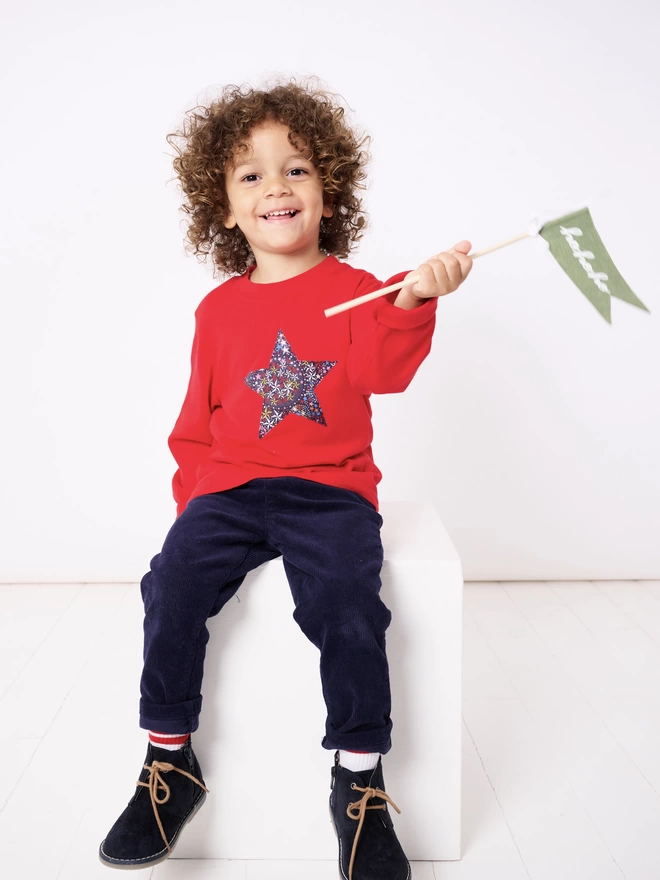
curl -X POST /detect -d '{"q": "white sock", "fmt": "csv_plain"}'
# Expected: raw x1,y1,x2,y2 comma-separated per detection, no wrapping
339,750,380,772
148,731,190,751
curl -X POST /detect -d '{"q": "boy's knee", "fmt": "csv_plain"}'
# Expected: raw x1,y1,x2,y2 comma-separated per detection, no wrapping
139,552,200,609
293,592,391,645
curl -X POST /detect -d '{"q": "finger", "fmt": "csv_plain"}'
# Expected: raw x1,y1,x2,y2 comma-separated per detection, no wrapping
450,240,472,255
451,251,473,279
415,261,439,292
437,241,472,260
430,254,461,287
438,246,473,280
400,265,427,294
405,262,439,297
427,258,452,292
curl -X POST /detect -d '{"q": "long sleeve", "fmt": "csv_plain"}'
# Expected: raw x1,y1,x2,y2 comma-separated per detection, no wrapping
167,307,216,518
346,270,438,395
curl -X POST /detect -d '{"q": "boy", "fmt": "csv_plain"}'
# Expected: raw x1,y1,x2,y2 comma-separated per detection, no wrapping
99,79,472,880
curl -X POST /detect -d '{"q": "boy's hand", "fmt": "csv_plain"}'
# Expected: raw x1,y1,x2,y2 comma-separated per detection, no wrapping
394,240,473,310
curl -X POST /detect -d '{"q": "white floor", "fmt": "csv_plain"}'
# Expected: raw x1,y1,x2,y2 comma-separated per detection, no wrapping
1,581,659,879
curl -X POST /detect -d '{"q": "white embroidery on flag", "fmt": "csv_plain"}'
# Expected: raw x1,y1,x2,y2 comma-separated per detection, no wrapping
559,226,611,294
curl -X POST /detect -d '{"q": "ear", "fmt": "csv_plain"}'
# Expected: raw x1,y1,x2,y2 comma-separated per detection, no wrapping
322,201,334,219
224,210,237,230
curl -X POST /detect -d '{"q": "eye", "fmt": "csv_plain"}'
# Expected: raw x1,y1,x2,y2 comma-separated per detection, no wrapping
241,173,259,183
288,168,308,177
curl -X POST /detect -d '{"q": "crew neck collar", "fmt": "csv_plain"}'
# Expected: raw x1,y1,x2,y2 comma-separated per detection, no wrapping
233,255,336,302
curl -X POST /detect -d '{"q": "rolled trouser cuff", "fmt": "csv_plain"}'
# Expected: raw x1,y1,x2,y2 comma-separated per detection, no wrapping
139,695,202,733
321,721,393,755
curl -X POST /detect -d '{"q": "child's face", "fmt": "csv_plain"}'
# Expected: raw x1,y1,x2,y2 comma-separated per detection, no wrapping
224,121,333,264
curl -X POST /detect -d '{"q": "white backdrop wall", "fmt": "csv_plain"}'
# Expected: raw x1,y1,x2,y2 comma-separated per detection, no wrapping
1,0,658,582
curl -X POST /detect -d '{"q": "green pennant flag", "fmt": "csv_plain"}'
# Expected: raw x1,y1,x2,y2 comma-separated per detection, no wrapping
538,207,650,324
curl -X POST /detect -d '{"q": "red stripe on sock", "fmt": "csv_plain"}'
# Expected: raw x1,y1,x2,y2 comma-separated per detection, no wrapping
149,732,190,745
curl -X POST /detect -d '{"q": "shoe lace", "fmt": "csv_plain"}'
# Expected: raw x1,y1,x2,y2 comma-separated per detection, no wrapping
346,784,402,880
136,759,210,852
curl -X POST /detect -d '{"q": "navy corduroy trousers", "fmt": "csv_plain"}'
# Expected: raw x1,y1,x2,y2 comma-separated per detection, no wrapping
138,476,393,754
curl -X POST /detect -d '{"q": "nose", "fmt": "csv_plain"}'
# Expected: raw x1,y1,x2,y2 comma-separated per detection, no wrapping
263,173,292,198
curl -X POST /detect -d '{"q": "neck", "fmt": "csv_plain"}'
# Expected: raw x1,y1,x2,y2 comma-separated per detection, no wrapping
249,247,327,284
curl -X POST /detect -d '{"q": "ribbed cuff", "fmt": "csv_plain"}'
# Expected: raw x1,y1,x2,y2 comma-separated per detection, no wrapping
338,749,381,772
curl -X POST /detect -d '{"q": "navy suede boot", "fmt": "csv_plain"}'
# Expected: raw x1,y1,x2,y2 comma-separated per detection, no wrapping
99,739,208,869
329,751,411,880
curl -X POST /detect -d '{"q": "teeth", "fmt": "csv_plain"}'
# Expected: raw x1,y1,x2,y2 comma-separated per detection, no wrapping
264,210,296,218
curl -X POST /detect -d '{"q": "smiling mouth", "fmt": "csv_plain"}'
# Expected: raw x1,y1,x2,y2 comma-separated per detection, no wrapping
261,210,299,220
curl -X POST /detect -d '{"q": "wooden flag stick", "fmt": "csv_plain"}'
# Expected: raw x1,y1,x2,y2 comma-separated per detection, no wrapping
469,231,532,259
324,231,533,317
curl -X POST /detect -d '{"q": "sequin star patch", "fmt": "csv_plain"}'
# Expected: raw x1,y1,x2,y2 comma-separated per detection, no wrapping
245,329,337,439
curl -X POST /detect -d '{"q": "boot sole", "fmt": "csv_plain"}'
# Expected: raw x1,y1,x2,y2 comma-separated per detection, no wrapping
98,790,207,870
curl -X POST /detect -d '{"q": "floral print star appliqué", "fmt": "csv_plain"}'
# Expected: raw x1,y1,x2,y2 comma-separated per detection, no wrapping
244,329,337,438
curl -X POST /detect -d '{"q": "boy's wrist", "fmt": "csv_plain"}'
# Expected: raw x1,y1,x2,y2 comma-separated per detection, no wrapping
393,288,426,310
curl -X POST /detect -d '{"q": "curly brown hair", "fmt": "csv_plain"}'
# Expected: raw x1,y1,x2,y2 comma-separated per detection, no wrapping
165,77,372,277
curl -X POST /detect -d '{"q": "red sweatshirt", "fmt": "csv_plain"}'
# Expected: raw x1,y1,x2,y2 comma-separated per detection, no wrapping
168,254,438,517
